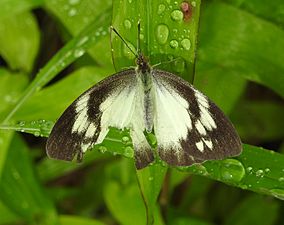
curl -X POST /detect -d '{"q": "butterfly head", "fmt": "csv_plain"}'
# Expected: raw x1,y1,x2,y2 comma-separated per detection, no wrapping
136,53,150,74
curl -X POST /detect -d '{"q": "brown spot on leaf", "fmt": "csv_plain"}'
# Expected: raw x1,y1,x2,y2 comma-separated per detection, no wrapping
180,1,193,22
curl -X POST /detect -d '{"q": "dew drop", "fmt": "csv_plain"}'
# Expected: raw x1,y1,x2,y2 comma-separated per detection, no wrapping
98,146,107,153
191,1,196,7
68,8,77,17
149,176,154,181
196,164,209,176
4,95,13,103
171,10,183,22
170,39,179,49
156,24,169,45
246,166,253,174
220,159,245,183
34,131,40,137
157,4,166,15
264,168,270,173
122,136,130,143
279,177,284,182
12,170,20,180
124,19,132,29
19,121,25,126
77,36,89,47
256,169,264,178
74,49,85,58
181,38,191,50
173,58,185,73
124,146,134,158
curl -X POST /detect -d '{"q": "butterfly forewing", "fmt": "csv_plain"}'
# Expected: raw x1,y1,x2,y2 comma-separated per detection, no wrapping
152,69,242,166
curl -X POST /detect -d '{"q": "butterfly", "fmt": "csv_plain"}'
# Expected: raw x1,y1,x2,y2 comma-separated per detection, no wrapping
46,27,242,170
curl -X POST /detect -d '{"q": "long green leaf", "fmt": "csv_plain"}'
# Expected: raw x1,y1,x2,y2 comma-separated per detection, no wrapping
3,7,112,123
198,2,284,97
0,135,57,224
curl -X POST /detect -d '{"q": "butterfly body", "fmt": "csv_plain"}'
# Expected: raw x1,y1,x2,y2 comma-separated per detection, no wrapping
46,54,242,169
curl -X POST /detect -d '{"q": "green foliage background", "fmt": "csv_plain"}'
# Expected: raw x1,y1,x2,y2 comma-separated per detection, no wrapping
0,0,283,225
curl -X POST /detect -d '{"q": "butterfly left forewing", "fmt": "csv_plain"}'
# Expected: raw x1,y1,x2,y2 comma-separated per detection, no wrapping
152,69,242,166
47,69,136,161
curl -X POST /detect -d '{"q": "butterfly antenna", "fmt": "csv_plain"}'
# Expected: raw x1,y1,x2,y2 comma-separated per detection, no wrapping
137,20,141,55
110,26,138,58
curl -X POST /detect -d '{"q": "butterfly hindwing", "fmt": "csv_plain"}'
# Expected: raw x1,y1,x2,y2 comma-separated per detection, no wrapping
152,69,242,166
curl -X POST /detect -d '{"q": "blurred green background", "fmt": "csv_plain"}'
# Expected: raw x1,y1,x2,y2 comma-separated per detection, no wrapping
0,0,283,225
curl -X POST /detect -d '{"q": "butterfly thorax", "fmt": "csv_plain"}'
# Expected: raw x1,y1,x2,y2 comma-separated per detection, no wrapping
136,54,150,74
136,54,154,133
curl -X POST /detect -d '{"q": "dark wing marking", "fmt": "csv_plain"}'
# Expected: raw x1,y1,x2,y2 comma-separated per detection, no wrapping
152,69,242,167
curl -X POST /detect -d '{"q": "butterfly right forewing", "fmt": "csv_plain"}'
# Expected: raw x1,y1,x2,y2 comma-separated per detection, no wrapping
152,69,242,166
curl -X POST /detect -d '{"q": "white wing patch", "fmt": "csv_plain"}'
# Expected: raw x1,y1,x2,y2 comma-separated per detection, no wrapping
96,79,146,146
195,140,204,152
194,90,217,131
72,94,91,134
153,81,192,151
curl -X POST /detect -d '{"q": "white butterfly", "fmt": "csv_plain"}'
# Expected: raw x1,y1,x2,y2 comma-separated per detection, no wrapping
46,52,242,169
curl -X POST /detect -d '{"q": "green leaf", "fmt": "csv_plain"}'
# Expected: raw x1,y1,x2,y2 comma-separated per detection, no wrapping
59,215,105,225
3,7,112,123
0,0,43,18
103,160,165,225
224,195,280,225
0,69,28,118
45,0,113,66
0,134,57,224
198,2,284,97
231,101,284,141
180,144,284,200
37,150,110,182
223,0,284,26
136,164,167,225
15,66,112,121
0,201,21,225
0,11,40,72
0,69,28,178
104,181,147,225
112,0,201,81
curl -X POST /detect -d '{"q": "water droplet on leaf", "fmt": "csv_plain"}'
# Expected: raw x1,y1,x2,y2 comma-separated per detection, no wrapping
220,159,245,183
171,10,183,22
99,146,107,153
157,4,166,15
124,19,132,29
170,40,179,48
74,49,85,58
124,146,133,158
156,24,169,45
256,169,264,178
181,38,191,50
68,8,77,17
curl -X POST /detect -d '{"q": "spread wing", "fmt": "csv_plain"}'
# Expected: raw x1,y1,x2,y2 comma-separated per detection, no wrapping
46,69,154,168
152,69,242,166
